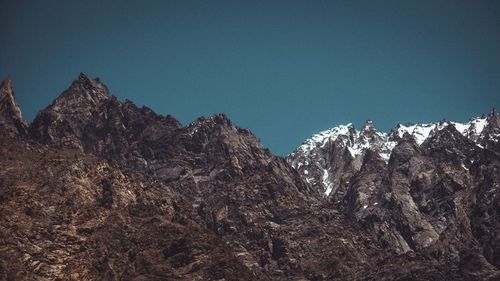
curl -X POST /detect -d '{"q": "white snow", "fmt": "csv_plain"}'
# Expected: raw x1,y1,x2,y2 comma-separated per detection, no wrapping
395,123,435,145
472,118,488,133
393,117,488,146
451,122,469,135
296,124,355,154
325,186,333,196
322,169,334,196
465,117,488,139
348,146,362,158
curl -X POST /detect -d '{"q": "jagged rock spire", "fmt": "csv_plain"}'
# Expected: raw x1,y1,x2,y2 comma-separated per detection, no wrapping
360,119,377,137
362,119,374,130
0,78,28,137
1,79,20,117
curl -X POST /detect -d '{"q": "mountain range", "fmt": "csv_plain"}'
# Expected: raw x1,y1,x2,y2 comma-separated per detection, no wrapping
0,74,498,280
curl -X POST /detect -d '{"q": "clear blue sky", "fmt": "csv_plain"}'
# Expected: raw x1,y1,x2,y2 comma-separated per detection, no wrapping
1,0,499,155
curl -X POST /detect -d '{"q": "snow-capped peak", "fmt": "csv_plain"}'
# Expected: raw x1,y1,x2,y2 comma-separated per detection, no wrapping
391,117,487,145
291,120,395,163
288,120,394,196
288,114,493,197
294,123,356,155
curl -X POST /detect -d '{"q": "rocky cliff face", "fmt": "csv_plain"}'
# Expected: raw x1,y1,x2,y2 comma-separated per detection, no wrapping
0,74,498,280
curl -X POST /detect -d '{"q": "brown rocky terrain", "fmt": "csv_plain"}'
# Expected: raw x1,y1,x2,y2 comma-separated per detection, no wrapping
0,74,498,280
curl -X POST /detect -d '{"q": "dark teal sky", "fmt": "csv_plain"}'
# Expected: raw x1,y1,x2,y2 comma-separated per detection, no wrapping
1,0,499,155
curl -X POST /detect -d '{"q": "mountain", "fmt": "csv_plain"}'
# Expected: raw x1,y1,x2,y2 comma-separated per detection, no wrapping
1,74,382,281
287,110,500,279
0,74,498,280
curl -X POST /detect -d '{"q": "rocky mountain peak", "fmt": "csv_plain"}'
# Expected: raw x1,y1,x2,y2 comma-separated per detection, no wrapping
490,107,497,117
188,113,233,130
0,78,29,137
0,78,12,92
420,124,478,164
39,73,109,117
361,119,375,133
1,79,18,115
479,107,500,150
1,79,16,113
30,74,185,161
486,107,499,128
359,120,388,149
29,74,116,147
70,72,109,96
